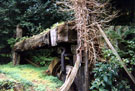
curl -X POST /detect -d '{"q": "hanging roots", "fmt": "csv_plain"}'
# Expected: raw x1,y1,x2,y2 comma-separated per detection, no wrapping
58,0,118,90
64,0,118,66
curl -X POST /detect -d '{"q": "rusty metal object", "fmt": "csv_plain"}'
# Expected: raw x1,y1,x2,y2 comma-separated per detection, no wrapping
45,58,60,75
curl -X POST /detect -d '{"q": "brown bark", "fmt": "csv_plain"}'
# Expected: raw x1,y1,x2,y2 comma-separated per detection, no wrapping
14,22,76,52
57,21,77,43
13,52,20,65
16,25,23,38
84,51,89,91
59,53,81,91
14,31,50,52
13,25,23,65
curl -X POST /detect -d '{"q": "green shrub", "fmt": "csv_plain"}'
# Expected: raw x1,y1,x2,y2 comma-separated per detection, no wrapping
90,26,135,91
0,80,16,90
25,49,56,66
90,49,132,91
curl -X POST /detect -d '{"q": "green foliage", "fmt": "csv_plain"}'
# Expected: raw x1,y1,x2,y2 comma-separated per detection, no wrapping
43,76,63,89
120,40,135,63
90,26,135,91
0,63,62,90
106,26,135,69
7,36,29,48
0,0,71,62
25,49,57,66
0,69,33,88
34,84,46,91
90,49,132,91
0,0,71,36
7,38,18,48
32,56,54,66
0,80,15,90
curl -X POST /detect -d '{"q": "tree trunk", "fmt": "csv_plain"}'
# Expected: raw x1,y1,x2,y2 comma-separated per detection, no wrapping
13,25,23,65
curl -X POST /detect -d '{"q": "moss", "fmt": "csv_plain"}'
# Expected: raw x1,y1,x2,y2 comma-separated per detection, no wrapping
40,22,64,34
0,63,62,90
43,76,63,90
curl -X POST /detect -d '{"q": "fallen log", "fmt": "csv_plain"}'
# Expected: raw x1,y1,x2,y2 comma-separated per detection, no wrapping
97,23,135,85
14,21,77,53
14,30,50,52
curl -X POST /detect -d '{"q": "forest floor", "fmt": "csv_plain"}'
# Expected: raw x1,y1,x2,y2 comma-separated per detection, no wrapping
0,63,63,91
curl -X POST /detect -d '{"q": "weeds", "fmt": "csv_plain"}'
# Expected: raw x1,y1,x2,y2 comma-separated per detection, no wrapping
0,63,63,91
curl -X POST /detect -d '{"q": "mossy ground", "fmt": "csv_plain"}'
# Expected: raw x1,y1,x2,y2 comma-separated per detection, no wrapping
0,63,63,91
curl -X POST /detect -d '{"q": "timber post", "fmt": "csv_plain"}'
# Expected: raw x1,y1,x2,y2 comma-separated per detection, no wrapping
13,25,23,65
84,51,89,91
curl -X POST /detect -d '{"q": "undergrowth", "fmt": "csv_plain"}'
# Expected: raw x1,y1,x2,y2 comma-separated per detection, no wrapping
0,79,15,91
0,63,63,91
90,26,135,91
90,49,132,91
25,49,57,66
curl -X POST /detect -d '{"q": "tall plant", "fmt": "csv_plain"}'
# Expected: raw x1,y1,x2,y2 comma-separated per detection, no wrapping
0,0,71,61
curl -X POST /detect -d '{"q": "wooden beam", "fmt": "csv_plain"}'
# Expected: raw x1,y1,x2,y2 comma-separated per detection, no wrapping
14,31,50,52
84,51,89,91
50,28,57,46
14,21,76,53
13,52,20,65
57,21,77,43
25,59,40,67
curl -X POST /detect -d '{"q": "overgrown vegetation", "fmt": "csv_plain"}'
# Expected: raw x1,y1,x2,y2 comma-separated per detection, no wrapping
0,79,16,90
0,0,71,63
7,22,64,48
90,26,135,91
26,49,57,66
0,63,63,91
90,49,132,91
1,0,135,91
